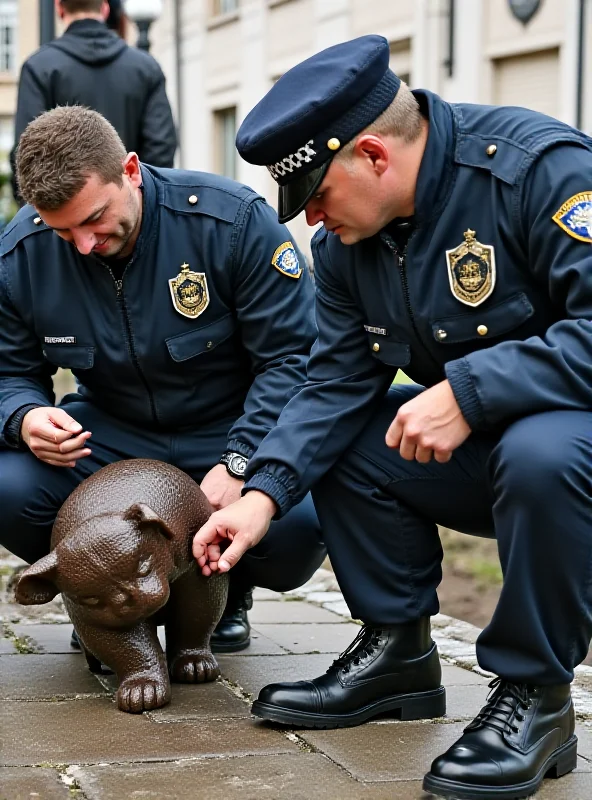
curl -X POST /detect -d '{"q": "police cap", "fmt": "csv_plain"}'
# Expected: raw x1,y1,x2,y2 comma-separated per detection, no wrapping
236,35,400,223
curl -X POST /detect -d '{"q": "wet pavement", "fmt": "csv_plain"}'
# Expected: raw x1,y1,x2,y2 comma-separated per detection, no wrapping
1,549,592,800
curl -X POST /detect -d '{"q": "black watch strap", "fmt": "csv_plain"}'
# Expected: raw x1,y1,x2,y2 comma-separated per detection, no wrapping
219,450,248,479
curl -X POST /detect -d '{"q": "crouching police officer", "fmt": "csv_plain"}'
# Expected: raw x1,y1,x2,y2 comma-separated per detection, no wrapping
0,106,325,654
193,35,592,800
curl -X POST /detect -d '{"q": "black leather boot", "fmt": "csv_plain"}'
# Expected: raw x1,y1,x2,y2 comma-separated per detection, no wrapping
423,677,577,799
251,617,445,728
210,585,253,653
70,628,81,650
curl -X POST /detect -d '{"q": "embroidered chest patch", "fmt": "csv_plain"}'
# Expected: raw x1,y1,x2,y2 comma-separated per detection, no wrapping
552,192,592,243
445,229,496,307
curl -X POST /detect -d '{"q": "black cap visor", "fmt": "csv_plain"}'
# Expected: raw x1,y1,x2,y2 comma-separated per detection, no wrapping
277,161,331,223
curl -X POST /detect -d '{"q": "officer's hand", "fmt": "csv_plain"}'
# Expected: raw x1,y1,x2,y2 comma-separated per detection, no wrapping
192,491,277,576
21,407,92,468
385,380,471,463
200,464,244,510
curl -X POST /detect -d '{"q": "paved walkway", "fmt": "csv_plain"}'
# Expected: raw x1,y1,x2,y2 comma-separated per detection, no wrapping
2,550,592,800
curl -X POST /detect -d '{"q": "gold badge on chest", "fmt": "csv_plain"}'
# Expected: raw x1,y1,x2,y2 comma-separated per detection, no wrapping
168,263,209,319
445,229,496,307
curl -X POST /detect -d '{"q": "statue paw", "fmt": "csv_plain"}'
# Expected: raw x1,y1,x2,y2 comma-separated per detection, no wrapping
117,674,171,713
169,649,220,683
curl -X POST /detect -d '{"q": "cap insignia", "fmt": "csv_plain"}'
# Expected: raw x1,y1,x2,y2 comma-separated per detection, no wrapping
267,140,317,181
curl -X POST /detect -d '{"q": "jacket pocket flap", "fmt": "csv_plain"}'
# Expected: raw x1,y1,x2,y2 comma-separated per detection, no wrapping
431,293,534,344
166,314,234,362
366,334,411,367
42,344,95,369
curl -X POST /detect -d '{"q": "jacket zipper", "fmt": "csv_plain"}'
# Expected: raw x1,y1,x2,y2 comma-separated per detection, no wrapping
108,268,159,425
384,236,443,373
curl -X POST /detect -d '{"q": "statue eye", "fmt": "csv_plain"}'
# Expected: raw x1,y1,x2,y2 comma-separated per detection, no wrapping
137,557,152,577
81,596,100,606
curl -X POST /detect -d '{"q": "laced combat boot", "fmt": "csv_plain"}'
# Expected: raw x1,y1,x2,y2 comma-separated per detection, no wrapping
210,583,253,653
251,617,445,728
423,677,577,799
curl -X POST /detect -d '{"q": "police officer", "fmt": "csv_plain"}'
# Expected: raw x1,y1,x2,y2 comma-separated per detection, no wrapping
193,35,592,799
0,106,325,655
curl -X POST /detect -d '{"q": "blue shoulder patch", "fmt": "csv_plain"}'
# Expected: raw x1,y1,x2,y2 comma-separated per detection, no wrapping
271,241,302,279
552,192,592,243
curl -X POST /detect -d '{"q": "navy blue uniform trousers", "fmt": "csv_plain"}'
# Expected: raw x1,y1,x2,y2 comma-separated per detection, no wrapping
0,395,325,592
311,384,592,686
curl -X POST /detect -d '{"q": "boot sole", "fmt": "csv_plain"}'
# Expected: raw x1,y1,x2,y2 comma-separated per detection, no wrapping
251,686,446,728
211,636,250,654
422,735,578,800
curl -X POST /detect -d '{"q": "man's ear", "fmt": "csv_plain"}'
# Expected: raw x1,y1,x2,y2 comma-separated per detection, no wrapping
124,503,175,540
14,552,60,605
122,153,142,189
354,134,389,176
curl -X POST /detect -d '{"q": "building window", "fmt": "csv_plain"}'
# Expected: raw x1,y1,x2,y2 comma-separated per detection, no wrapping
389,39,411,87
214,107,237,180
0,1,16,73
212,0,238,15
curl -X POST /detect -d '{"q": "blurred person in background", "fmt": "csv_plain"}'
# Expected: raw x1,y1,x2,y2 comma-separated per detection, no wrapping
106,0,127,38
10,0,176,203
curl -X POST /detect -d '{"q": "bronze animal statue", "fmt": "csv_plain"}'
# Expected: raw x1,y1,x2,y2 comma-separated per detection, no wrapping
15,459,228,713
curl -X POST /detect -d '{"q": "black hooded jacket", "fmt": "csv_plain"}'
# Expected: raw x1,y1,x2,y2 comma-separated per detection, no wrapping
11,19,177,199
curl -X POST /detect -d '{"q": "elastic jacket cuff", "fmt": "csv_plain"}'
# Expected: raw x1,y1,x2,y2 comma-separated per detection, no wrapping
243,472,293,519
4,403,43,449
445,358,486,431
227,439,255,459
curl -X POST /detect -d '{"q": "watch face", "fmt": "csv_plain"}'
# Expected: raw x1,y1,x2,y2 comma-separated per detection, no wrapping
229,454,247,476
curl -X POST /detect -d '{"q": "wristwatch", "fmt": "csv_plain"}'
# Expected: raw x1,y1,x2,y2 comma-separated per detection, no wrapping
219,451,248,479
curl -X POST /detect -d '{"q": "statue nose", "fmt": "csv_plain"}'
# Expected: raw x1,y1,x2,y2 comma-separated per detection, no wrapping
113,589,133,606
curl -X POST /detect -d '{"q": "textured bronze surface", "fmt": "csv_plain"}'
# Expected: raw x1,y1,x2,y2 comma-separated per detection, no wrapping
15,459,228,713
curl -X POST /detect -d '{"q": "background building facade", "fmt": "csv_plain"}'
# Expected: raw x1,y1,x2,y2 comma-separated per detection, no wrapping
148,0,592,251
5,1,592,248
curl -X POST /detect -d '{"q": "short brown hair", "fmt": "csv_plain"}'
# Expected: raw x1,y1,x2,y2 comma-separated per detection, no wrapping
337,82,423,161
16,106,127,210
60,0,104,13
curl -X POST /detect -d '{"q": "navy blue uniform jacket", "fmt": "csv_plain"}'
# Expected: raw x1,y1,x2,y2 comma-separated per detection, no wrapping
0,166,316,457
245,90,592,515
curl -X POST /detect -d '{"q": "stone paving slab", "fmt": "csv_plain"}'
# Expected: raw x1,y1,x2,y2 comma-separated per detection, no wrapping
217,653,336,699
10,623,78,655
300,720,468,782
249,600,348,624
0,654,105,700
575,723,592,760
0,636,17,654
440,664,489,685
0,699,297,767
252,622,362,654
71,753,423,800
440,684,489,719
0,767,71,800
96,677,251,721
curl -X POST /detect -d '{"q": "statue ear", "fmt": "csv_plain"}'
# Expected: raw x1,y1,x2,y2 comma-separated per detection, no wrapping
14,551,60,605
123,503,175,540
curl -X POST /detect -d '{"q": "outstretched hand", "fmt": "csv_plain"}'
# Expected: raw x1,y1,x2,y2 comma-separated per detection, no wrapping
192,490,277,576
385,380,471,463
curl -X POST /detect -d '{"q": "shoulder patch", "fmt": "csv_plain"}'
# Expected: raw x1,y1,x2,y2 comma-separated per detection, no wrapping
271,241,302,279
552,192,592,243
